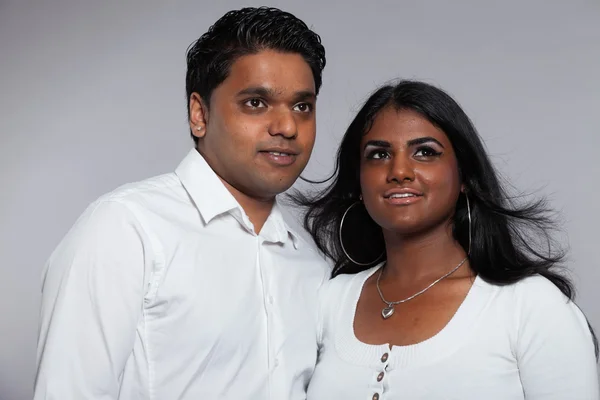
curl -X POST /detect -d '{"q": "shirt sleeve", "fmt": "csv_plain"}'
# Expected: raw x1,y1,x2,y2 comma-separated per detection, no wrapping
515,276,599,399
34,200,151,400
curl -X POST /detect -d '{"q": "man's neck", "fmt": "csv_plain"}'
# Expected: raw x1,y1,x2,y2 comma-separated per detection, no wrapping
219,177,275,234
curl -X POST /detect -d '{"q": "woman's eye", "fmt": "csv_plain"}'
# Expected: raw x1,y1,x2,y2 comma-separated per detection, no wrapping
414,147,441,157
244,98,266,108
367,150,390,160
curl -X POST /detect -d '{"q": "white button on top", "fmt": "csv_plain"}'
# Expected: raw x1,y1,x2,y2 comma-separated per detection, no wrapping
268,295,274,304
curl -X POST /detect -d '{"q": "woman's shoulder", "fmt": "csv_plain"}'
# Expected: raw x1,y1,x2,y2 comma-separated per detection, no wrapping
317,265,381,314
489,273,587,330
499,274,571,306
320,264,381,297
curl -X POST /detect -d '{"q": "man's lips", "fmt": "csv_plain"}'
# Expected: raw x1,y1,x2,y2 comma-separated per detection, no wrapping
259,147,299,156
259,148,299,166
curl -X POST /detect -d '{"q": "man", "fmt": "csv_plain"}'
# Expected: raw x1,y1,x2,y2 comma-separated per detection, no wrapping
34,7,328,399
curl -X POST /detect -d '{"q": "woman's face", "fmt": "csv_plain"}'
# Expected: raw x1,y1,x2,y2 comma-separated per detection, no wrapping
359,107,462,236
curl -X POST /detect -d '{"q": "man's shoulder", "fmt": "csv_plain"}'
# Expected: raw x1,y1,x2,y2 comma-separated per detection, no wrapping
79,172,188,227
100,172,182,204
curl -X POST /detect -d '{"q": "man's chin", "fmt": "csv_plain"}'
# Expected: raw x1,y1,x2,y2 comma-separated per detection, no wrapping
256,169,302,194
260,181,297,198
228,176,297,201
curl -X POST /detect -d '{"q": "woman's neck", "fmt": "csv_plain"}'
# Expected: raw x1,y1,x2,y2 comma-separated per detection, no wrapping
381,223,470,285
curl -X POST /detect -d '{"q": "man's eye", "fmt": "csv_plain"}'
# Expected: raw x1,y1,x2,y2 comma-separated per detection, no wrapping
244,99,266,108
293,103,313,113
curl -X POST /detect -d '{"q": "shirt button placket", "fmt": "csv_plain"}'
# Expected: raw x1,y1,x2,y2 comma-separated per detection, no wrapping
258,238,275,398
372,352,390,400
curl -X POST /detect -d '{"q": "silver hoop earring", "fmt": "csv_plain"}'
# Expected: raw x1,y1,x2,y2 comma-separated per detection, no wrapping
466,195,472,256
339,201,384,266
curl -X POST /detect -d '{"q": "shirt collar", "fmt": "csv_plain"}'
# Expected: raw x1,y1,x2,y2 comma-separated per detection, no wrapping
175,149,239,224
175,149,300,249
265,200,301,249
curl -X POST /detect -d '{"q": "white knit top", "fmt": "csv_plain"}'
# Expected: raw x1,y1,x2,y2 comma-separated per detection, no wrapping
307,265,599,399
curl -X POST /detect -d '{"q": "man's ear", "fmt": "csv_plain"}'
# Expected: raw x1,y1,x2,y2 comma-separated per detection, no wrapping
189,92,208,139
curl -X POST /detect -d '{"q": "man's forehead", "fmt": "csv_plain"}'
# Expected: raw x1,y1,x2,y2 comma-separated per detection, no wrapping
225,51,315,88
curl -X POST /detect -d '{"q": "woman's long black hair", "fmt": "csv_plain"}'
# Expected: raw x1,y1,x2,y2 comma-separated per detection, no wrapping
293,80,597,356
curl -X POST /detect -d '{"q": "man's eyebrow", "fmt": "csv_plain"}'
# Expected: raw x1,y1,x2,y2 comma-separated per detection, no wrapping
292,90,317,101
236,86,316,101
236,86,278,98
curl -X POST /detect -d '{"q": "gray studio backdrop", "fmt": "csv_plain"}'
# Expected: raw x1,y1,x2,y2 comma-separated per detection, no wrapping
1,0,599,398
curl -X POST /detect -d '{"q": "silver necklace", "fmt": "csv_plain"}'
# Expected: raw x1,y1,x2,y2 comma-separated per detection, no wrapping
376,256,468,319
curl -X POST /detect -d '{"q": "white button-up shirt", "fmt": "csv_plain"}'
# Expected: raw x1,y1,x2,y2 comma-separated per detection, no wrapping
34,149,329,400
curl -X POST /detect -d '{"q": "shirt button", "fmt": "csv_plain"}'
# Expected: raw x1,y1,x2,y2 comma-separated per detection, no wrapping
380,352,389,362
274,358,279,367
372,393,380,400
268,295,274,304
377,371,385,382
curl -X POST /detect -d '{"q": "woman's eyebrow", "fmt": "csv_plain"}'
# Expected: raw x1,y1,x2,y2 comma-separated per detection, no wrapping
407,136,445,148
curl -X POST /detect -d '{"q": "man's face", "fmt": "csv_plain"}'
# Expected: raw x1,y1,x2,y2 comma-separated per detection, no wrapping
190,50,317,200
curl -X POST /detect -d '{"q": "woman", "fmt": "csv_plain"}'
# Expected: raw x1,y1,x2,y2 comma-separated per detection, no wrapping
298,81,599,399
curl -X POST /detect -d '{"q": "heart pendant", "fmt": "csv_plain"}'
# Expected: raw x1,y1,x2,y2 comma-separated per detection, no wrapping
381,306,395,319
